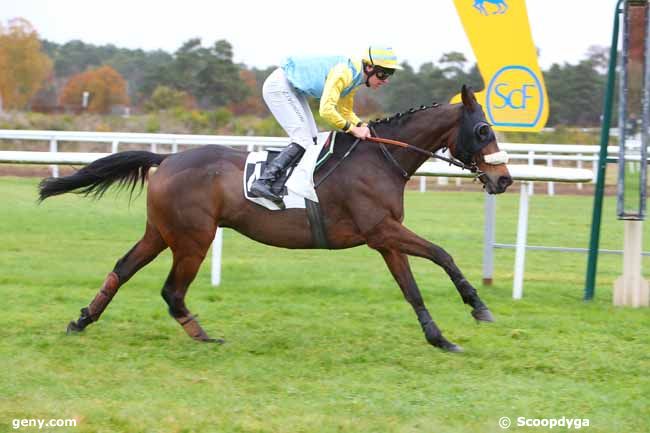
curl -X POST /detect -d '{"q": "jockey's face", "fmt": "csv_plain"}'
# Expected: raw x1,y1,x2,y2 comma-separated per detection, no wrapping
365,65,392,89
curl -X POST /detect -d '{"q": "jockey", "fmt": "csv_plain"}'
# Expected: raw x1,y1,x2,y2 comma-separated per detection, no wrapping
250,45,400,204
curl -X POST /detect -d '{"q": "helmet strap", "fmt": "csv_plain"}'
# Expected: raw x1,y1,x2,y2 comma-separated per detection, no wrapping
364,63,376,87
365,47,376,87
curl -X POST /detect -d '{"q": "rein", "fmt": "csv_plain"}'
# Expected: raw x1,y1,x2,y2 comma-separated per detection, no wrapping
365,129,483,176
314,127,488,189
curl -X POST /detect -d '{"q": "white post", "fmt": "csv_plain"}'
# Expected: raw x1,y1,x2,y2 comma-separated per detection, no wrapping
483,193,496,285
577,154,583,191
111,140,119,154
546,155,554,196
49,138,59,178
151,142,157,153
419,176,426,192
512,181,529,299
438,150,449,186
592,155,598,184
613,221,649,307
527,151,534,196
211,228,223,286
172,140,178,154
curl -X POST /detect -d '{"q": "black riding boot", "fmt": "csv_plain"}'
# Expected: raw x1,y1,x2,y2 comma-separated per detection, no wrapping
250,143,305,203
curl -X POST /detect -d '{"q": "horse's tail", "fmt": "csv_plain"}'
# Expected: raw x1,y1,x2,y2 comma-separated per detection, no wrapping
38,150,169,202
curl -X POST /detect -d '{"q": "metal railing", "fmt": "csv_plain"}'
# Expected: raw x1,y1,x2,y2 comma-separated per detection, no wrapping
0,129,618,193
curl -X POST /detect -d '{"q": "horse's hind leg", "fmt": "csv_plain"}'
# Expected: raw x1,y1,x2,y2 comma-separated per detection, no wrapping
161,232,223,343
67,223,167,334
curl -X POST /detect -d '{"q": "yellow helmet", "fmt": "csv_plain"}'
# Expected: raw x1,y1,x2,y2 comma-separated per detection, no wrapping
363,46,402,70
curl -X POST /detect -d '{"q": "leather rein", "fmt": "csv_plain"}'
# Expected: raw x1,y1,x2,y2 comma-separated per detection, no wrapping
365,128,484,179
313,130,485,189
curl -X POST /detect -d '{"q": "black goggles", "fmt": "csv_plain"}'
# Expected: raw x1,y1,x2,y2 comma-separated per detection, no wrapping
374,67,395,81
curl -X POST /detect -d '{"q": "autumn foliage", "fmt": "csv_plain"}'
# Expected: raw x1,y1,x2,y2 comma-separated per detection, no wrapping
0,18,53,110
228,69,266,116
60,65,129,114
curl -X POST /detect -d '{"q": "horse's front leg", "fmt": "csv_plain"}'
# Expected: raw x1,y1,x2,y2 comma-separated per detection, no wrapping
367,218,494,323
379,248,462,352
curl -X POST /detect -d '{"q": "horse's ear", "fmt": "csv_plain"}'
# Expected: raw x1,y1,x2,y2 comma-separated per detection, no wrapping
461,84,477,112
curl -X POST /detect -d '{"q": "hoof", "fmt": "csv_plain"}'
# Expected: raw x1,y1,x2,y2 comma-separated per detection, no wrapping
431,337,464,353
472,307,495,323
440,342,464,353
66,320,84,335
195,337,225,344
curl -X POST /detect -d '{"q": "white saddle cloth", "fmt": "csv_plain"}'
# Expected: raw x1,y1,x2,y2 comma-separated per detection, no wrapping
243,132,334,210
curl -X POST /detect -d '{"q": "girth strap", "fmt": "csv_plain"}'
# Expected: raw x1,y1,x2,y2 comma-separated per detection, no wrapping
305,199,329,249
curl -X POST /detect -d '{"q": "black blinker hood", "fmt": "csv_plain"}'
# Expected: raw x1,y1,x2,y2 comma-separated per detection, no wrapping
454,106,495,165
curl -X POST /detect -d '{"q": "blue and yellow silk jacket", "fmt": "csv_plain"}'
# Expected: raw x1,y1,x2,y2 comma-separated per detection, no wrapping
282,56,365,131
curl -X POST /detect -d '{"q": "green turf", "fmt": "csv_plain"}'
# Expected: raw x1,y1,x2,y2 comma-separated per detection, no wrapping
1,177,648,433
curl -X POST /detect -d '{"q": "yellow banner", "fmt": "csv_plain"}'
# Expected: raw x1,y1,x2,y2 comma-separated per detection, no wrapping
451,0,549,131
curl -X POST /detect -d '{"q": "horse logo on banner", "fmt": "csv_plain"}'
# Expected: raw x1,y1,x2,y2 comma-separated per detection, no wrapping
474,0,509,15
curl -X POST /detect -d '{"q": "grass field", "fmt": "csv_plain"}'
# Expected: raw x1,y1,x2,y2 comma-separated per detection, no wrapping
1,176,648,433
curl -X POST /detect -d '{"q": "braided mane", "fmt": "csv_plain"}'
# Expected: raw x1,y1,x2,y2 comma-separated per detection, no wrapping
369,102,441,126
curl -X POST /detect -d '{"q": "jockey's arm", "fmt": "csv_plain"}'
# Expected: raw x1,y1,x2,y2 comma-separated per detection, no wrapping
319,64,362,132
337,90,363,128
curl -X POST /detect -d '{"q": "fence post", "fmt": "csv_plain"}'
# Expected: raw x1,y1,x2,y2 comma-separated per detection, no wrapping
211,228,223,286
547,155,554,196
513,181,530,299
527,151,534,195
49,138,58,178
577,153,584,191
483,193,496,285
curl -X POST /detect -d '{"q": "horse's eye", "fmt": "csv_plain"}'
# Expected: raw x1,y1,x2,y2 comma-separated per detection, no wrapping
476,124,491,141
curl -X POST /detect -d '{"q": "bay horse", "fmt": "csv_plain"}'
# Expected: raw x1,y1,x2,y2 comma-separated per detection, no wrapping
39,86,512,352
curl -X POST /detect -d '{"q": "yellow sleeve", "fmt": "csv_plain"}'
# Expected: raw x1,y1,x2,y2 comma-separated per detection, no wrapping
337,89,362,128
319,63,356,131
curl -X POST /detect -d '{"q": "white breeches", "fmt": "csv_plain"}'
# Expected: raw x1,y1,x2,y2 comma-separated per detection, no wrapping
262,68,318,149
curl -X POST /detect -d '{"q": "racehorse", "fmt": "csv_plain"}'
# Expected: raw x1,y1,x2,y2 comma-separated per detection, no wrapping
474,0,509,15
39,85,512,352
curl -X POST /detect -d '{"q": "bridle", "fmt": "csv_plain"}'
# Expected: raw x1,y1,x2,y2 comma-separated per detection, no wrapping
315,107,506,188
366,105,508,182
366,125,486,181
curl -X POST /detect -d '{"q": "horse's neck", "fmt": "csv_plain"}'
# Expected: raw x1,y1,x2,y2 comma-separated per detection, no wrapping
374,105,460,176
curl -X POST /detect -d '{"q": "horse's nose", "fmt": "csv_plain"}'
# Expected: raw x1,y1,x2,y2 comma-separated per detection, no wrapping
498,175,513,191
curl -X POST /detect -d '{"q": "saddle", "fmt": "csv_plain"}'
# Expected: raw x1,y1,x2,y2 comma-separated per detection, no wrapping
243,132,337,211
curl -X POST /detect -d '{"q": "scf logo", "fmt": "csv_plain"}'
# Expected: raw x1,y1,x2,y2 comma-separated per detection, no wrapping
486,65,544,128
493,83,536,109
